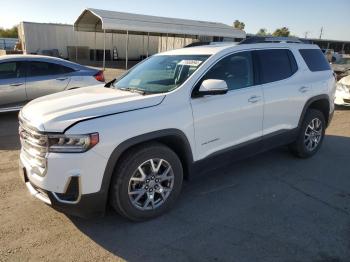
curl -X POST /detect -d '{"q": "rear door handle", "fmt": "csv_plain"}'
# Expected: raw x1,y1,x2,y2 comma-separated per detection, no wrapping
10,83,24,87
248,95,261,103
299,86,310,93
56,77,68,81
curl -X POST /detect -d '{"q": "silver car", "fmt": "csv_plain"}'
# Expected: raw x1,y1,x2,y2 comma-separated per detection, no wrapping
0,55,105,112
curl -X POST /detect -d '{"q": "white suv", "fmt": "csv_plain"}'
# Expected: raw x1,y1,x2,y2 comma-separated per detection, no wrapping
19,40,336,221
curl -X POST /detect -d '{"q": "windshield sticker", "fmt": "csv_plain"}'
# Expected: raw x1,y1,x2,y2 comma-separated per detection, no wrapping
178,60,203,67
129,79,141,86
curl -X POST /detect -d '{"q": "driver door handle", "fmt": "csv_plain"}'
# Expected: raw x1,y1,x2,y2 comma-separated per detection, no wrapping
10,83,24,87
299,86,310,93
56,77,68,81
248,95,261,103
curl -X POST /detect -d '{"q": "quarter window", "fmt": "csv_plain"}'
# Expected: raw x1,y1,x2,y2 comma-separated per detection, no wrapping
255,49,298,84
299,49,331,72
201,51,254,91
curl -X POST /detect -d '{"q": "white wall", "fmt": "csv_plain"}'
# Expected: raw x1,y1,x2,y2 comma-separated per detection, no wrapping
19,22,160,59
158,35,196,52
18,22,197,60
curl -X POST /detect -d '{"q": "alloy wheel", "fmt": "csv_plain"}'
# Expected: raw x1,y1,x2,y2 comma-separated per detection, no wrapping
128,159,174,210
304,118,323,152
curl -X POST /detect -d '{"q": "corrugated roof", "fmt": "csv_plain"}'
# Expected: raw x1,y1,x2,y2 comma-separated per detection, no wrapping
74,8,245,38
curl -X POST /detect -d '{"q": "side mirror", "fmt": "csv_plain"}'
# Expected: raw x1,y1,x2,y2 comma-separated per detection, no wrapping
197,79,228,96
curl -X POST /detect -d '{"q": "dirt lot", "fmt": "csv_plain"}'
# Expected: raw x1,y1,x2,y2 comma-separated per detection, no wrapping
0,107,350,262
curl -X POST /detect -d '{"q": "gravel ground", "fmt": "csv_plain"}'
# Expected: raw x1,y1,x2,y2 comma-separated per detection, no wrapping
0,107,350,262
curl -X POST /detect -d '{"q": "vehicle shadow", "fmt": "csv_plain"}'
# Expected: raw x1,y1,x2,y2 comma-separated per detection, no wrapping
69,134,350,262
335,105,350,111
0,112,20,151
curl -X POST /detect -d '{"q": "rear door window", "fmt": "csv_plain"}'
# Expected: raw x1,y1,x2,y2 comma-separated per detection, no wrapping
61,65,75,74
299,49,331,72
254,49,298,84
28,61,74,77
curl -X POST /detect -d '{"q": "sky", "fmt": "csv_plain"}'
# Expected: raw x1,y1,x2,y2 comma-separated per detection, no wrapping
0,0,349,41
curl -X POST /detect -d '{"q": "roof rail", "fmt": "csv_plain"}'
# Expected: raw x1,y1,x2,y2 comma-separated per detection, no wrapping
239,36,304,44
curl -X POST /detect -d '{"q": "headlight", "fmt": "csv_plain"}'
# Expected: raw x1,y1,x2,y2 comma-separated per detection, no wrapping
48,133,99,153
336,83,348,93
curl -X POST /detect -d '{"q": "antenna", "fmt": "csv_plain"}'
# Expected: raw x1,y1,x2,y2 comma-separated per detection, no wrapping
319,27,324,39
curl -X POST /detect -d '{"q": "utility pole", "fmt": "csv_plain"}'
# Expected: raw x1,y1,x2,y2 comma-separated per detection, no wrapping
319,27,324,39
304,31,310,39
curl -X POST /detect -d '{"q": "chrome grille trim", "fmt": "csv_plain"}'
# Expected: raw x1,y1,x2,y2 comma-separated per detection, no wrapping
19,119,48,176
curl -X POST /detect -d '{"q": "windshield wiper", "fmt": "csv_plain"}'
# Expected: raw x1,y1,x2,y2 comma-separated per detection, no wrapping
118,87,147,95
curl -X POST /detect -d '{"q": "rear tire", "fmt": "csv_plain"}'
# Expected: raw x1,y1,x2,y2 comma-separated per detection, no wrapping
109,142,183,221
289,109,325,158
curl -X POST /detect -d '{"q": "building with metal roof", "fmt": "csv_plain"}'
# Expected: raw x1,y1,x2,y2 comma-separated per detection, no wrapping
74,8,246,69
16,9,246,69
74,8,245,38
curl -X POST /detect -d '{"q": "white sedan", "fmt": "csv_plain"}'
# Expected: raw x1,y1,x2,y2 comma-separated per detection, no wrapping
335,75,350,106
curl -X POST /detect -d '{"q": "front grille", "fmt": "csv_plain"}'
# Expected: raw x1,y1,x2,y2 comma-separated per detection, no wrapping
344,99,350,104
19,119,48,176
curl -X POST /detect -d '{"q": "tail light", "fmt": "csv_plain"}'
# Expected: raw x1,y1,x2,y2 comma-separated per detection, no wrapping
94,71,105,82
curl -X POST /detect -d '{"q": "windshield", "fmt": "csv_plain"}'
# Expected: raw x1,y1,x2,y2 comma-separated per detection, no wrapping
113,55,210,94
335,58,350,65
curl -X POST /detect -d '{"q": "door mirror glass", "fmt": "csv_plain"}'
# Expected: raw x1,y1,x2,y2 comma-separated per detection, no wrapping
198,79,228,96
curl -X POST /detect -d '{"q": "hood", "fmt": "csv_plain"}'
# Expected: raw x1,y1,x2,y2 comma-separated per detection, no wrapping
20,85,165,132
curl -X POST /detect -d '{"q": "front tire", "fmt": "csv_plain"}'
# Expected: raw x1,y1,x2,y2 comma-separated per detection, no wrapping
289,109,326,158
110,142,183,221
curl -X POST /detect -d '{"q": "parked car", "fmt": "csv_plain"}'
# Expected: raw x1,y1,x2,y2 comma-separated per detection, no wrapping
335,74,350,106
332,55,350,80
321,48,341,63
19,40,335,221
0,55,105,112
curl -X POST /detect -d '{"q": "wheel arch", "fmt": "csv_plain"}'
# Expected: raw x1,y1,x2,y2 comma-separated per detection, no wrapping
98,129,194,209
298,95,331,128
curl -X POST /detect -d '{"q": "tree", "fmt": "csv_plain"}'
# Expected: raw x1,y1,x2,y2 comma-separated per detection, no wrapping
0,26,18,38
233,20,245,30
272,27,290,37
256,28,268,36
